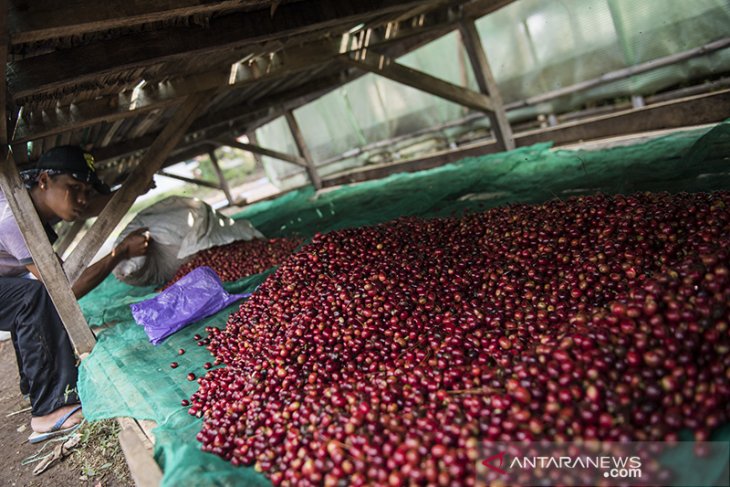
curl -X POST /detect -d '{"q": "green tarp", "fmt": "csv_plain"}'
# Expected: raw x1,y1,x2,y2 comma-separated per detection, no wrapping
78,122,730,486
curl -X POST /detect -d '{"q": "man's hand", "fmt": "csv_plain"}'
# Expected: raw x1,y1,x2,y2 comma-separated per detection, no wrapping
114,227,152,259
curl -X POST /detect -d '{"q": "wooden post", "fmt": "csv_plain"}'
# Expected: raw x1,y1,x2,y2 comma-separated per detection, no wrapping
459,19,515,151
157,170,223,190
0,158,98,356
343,50,494,113
246,131,265,169
284,110,322,190
63,91,211,284
208,149,234,205
215,137,307,167
0,6,96,356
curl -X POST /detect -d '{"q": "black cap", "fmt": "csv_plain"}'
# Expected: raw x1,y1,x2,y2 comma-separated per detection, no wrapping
36,145,111,194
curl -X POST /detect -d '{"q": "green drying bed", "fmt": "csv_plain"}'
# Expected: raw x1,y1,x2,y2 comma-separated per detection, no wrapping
79,272,272,486
78,122,730,486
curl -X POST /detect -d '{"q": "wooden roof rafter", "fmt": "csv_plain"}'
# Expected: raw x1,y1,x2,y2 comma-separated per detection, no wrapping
9,0,520,188
7,0,432,102
13,0,497,149
96,71,350,182
9,0,288,45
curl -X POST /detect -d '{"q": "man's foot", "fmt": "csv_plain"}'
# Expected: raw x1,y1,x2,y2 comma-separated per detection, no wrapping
30,404,83,434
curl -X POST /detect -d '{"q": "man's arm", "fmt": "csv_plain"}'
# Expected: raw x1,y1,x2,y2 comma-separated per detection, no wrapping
25,227,151,299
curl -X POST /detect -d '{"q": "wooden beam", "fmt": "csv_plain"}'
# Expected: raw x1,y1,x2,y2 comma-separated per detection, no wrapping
245,131,265,169
208,149,234,205
93,73,348,165
157,170,222,190
100,118,125,147
12,0,486,143
13,90,180,144
118,419,163,487
13,50,339,144
187,72,346,137
323,89,730,187
82,1,481,172
462,0,516,18
0,30,96,357
127,109,164,140
285,110,322,190
459,19,514,151
11,13,436,143
343,50,494,113
515,88,730,148
89,0,516,179
157,143,217,170
10,1,272,44
7,0,423,101
95,7,464,173
216,138,307,168
63,92,212,284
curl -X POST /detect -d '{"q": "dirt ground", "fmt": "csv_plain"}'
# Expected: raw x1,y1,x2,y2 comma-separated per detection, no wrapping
0,340,133,486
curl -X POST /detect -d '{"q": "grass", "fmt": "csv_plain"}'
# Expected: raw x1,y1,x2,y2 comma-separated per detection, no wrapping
70,420,133,485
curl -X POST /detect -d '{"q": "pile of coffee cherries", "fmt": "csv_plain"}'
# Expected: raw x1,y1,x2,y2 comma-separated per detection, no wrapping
189,192,729,486
163,237,302,289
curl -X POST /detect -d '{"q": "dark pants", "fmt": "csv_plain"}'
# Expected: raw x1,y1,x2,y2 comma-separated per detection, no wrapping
0,277,80,416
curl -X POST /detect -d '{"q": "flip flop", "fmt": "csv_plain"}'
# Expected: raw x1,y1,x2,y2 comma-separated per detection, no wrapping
27,405,83,444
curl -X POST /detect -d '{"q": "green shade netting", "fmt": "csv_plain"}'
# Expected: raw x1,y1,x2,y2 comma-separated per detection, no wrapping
237,122,730,238
256,0,730,189
78,123,730,486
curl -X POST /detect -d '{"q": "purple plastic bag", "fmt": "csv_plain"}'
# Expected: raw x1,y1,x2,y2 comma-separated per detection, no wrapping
130,266,250,345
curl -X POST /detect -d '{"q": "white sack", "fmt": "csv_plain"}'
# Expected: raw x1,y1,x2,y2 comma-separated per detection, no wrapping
113,196,264,286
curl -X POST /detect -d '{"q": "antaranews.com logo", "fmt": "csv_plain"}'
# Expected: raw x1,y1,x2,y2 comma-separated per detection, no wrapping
478,441,729,486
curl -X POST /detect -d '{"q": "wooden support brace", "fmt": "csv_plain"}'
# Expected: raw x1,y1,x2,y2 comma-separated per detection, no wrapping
208,149,234,205
459,19,514,151
0,153,97,356
215,137,307,168
343,49,494,113
284,111,323,190
63,91,212,284
245,132,265,169
157,170,222,190
0,0,96,356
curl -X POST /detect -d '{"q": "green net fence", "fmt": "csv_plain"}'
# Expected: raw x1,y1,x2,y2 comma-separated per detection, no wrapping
256,0,730,189
78,122,730,486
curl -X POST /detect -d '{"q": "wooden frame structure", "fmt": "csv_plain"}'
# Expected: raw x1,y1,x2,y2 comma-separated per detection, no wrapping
0,2,518,483
2,0,520,355
2,1,729,484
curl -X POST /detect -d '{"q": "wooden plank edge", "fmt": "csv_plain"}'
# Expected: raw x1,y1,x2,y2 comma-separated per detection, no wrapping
321,89,730,187
118,417,162,487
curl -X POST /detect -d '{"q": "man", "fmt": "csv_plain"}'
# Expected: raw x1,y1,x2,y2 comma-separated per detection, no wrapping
0,145,151,443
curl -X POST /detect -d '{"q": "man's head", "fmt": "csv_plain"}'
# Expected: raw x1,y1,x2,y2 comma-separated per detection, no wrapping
21,145,110,222
34,145,110,195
